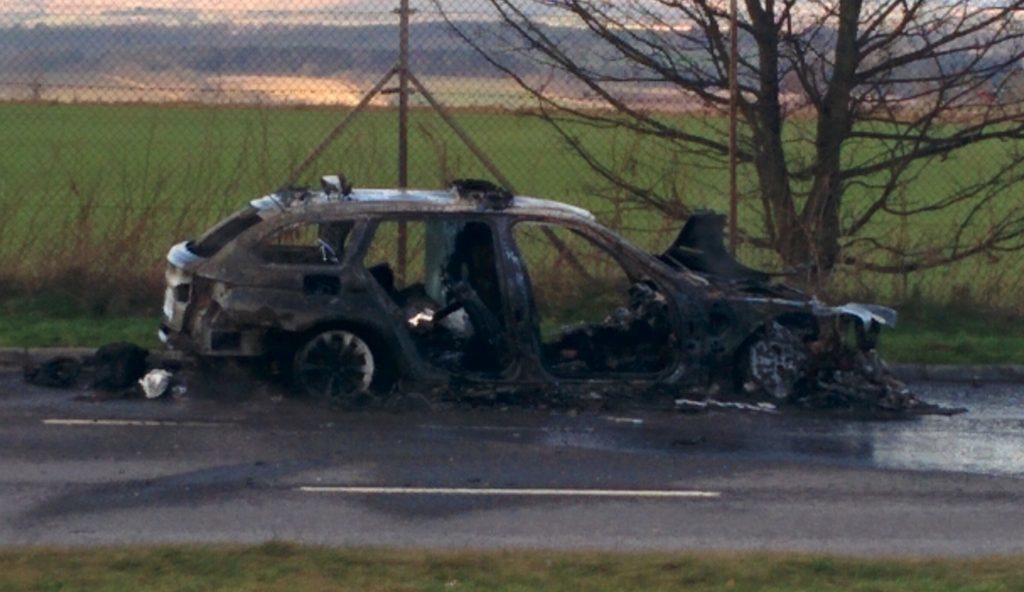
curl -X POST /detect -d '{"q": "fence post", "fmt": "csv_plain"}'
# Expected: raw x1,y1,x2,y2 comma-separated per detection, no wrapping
396,0,412,284
728,0,739,255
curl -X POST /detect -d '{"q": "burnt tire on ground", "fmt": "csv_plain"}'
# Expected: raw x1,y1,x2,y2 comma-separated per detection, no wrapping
293,329,379,405
741,321,810,401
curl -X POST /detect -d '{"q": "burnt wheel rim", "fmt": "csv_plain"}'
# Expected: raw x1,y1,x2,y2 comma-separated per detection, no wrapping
295,330,375,401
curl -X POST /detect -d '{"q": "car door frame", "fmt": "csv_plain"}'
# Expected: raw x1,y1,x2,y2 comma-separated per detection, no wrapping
501,215,693,385
350,212,529,384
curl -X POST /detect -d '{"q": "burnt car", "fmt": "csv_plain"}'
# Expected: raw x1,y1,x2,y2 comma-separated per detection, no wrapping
160,177,928,412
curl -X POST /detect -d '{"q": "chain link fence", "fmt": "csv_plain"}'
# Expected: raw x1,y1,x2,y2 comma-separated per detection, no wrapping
1,1,1021,318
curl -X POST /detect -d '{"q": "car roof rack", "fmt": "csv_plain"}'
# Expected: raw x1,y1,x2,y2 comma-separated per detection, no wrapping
449,179,513,210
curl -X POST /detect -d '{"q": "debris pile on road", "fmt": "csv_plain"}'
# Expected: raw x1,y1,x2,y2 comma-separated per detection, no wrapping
87,342,149,391
23,342,184,401
739,320,964,415
806,342,961,415
23,356,81,388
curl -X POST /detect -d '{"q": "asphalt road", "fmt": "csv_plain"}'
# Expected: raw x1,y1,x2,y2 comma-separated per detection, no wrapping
1,370,1023,556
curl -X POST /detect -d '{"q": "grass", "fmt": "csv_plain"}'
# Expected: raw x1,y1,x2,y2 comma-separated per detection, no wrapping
1,101,1021,299
0,296,160,350
879,306,1024,365
0,311,158,350
1,544,1023,591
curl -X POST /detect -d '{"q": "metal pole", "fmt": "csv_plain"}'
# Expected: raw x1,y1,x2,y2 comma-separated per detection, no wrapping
408,71,514,190
289,2,590,281
286,66,397,186
728,0,739,254
408,71,592,279
396,0,412,284
398,0,410,188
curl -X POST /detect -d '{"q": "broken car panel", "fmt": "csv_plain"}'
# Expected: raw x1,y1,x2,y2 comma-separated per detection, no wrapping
159,177,950,413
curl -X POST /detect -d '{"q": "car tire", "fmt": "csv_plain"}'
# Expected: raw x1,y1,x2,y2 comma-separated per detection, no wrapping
293,329,377,404
741,321,809,400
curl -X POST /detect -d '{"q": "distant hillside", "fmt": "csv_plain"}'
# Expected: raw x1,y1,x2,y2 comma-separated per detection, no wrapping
0,21,572,78
0,19,1014,103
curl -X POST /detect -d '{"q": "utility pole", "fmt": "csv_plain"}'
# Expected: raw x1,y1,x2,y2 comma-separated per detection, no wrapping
396,0,412,283
398,0,410,189
728,0,739,254
285,1,589,277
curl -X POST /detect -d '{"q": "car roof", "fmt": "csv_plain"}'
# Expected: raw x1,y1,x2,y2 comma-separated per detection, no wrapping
250,187,597,222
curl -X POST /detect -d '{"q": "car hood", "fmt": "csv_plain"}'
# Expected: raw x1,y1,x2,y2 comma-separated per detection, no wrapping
658,211,897,329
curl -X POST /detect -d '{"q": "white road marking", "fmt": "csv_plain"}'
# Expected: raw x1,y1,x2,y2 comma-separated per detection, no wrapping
298,486,720,498
43,418,227,428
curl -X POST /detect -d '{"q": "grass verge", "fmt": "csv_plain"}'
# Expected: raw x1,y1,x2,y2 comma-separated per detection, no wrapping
0,312,159,350
1,302,1020,365
1,544,1023,591
0,298,159,350
878,306,1024,365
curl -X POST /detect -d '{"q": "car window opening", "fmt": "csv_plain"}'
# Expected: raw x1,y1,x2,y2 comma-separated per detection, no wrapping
261,222,353,265
365,220,510,375
191,207,262,257
514,223,677,377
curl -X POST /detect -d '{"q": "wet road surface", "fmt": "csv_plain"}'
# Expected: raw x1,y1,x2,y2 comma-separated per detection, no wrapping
1,371,1023,555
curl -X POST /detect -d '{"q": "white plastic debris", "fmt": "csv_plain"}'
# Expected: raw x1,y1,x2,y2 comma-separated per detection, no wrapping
408,310,435,328
674,398,778,413
139,369,173,399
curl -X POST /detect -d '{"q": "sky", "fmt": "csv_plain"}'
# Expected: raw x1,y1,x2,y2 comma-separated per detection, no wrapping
37,1,355,13
5,0,560,16
15,0,484,14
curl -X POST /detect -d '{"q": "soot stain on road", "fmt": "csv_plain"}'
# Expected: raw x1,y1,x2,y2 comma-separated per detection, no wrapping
17,459,324,527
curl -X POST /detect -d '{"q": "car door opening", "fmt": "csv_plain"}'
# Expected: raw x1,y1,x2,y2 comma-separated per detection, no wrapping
513,222,677,377
364,219,510,375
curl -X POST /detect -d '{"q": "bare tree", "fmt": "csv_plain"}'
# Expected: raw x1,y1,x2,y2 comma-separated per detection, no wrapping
438,1,1024,281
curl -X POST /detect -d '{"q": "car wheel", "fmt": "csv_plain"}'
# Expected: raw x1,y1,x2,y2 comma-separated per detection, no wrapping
742,321,809,400
293,330,376,403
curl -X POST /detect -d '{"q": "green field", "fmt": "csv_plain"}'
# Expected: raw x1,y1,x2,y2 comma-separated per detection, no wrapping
0,102,661,307
0,101,1020,359
2,544,1023,591
0,101,1018,300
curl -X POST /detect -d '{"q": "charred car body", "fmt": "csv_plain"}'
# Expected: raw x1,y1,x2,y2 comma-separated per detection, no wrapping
161,177,934,413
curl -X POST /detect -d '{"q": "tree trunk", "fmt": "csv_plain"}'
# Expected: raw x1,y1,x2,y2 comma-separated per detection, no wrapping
745,0,809,270
802,0,862,279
